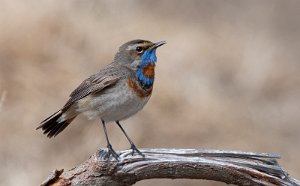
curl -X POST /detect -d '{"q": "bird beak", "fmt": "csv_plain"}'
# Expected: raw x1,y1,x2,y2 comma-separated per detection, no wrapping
149,41,166,50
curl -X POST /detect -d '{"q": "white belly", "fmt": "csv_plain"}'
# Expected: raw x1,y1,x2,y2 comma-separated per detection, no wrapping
76,81,150,122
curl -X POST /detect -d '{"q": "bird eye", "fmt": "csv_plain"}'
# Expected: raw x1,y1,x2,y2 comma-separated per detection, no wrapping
136,46,143,53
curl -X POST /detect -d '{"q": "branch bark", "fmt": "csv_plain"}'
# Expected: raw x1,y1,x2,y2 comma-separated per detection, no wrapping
40,148,300,186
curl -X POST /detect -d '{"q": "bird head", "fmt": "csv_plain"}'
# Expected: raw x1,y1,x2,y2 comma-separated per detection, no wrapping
114,39,166,68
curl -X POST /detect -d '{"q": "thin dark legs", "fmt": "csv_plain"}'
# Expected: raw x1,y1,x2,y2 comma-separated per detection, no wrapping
101,120,119,160
100,119,144,160
116,121,144,157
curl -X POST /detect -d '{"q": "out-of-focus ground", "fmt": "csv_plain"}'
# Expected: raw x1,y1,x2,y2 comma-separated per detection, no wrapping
0,0,300,185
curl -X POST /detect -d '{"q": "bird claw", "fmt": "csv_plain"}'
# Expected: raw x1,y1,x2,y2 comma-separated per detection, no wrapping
106,144,119,161
130,144,145,157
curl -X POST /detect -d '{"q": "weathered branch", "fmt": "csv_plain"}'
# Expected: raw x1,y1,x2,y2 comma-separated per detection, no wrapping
40,148,300,186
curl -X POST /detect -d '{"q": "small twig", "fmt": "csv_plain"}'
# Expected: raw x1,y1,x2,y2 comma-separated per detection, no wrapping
40,148,300,186
40,169,64,186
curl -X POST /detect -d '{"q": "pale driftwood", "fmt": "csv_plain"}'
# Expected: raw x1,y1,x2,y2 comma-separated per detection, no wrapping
40,148,300,186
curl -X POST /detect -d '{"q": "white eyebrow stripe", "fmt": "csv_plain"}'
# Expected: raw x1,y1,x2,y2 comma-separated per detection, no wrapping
126,44,139,50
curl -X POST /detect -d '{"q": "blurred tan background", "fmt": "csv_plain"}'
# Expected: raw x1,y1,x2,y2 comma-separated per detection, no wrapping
0,0,300,185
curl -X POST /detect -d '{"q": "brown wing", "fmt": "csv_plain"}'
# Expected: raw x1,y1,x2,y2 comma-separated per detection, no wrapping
62,65,123,111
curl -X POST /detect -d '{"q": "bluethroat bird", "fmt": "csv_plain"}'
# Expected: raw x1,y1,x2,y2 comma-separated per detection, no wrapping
36,39,166,159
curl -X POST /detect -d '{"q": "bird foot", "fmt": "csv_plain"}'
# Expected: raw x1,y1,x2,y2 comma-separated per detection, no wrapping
106,144,119,161
130,144,145,157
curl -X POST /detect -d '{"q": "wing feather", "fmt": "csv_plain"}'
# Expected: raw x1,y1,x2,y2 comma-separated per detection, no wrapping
62,64,125,110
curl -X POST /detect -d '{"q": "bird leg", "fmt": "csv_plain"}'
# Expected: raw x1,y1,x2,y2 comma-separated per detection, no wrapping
116,121,144,157
101,120,119,160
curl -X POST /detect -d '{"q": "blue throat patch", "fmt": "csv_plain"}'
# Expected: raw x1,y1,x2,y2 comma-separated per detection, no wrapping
136,49,157,90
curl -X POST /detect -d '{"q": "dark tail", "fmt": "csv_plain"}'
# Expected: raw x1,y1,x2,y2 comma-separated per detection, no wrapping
36,110,75,138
